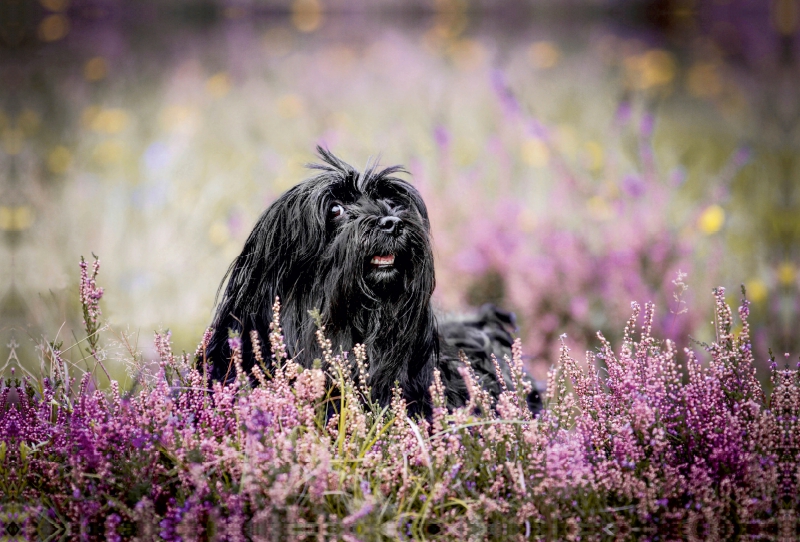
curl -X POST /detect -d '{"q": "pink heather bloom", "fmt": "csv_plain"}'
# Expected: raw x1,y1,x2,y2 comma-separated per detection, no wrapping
3,259,798,537
79,256,104,326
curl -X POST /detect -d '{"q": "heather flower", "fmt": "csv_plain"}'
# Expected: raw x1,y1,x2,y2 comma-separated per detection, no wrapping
2,259,799,538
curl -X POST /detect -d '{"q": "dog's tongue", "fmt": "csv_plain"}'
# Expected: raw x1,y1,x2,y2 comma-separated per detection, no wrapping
370,254,395,267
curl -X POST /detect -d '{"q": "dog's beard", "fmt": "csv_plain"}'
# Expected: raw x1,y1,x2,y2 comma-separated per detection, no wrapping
315,201,436,407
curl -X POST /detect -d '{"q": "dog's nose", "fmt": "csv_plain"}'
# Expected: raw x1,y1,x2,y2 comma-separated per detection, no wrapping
378,216,403,236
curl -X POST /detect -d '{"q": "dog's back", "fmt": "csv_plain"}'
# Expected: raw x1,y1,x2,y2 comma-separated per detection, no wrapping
437,304,542,414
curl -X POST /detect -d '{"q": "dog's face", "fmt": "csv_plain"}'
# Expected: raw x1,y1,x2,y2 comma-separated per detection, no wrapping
317,172,434,300
253,149,434,314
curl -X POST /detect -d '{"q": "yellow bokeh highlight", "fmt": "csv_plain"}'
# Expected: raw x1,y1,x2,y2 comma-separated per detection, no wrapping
18,109,40,136
587,195,613,220
604,179,621,199
516,209,536,232
292,0,323,33
454,140,480,167
624,49,676,90
206,72,231,98
2,128,23,155
88,108,130,134
92,140,125,165
0,206,34,231
520,138,549,168
81,106,100,128
449,39,487,71
698,204,725,234
430,0,468,46
556,124,578,158
772,0,799,35
278,94,304,118
528,41,561,69
327,111,352,130
584,140,604,172
325,46,356,71
744,279,768,303
38,14,70,42
160,105,193,130
687,63,722,99
84,57,108,81
40,0,69,10
47,146,72,174
208,220,230,246
778,263,797,286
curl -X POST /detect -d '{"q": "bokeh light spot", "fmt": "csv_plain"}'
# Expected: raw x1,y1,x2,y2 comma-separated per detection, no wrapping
81,106,100,129
521,138,549,167
278,94,304,118
90,108,130,134
745,279,768,303
430,0,468,42
18,109,40,136
587,196,613,220
0,206,34,231
38,14,70,42
208,220,230,246
772,0,799,35
92,140,125,165
47,146,72,174
698,204,725,234
687,63,722,98
40,0,69,10
556,124,578,158
517,209,537,232
2,128,23,155
778,263,797,286
324,46,356,72
449,39,488,71
624,49,676,90
160,105,194,131
206,72,231,98
84,57,108,81
291,0,323,33
528,41,561,69
583,141,604,172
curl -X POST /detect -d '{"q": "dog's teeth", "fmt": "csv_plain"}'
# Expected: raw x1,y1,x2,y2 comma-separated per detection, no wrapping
371,255,395,266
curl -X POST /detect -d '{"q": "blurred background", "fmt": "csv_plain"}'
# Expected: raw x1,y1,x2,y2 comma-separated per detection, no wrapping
1,0,798,384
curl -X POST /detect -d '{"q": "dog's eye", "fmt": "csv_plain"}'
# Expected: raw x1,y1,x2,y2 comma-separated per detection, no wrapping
329,204,344,219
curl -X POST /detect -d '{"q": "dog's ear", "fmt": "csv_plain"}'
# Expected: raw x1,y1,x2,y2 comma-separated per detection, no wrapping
215,182,329,321
208,181,331,366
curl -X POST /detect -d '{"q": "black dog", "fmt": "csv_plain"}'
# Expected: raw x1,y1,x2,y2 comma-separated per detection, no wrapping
204,148,540,418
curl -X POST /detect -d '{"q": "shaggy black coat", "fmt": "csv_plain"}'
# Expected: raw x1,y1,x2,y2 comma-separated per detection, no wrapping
204,148,540,418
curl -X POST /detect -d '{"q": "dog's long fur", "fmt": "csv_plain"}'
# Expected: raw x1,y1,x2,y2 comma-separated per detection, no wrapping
205,148,540,418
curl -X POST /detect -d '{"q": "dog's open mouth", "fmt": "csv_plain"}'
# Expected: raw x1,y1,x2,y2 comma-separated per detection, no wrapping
370,254,395,268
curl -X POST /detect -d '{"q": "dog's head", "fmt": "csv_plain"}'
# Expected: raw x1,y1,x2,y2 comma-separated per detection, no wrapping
301,147,434,308
209,148,437,408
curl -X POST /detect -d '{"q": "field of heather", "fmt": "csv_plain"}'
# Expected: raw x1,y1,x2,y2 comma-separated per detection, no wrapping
1,1,799,540
3,257,799,540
